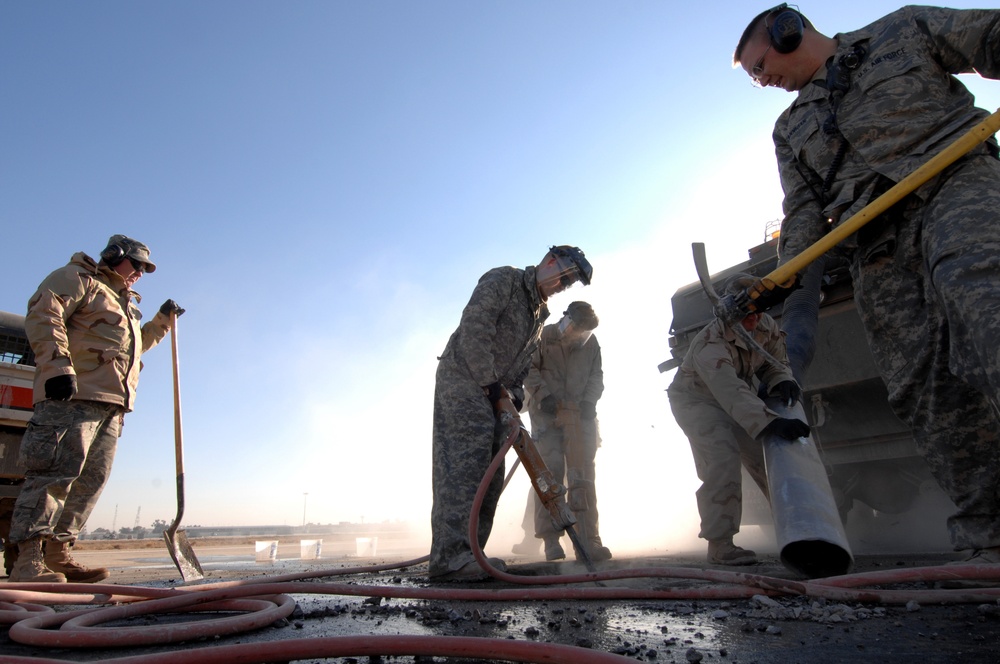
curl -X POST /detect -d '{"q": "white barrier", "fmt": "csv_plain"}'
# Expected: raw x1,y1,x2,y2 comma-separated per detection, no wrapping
255,540,278,563
355,537,378,556
300,539,322,560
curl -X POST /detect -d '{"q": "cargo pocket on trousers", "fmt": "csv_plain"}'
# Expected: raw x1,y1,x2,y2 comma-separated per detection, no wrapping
19,422,64,471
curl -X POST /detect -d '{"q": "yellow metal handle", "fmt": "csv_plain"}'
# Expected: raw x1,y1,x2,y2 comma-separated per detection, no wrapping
763,108,1000,290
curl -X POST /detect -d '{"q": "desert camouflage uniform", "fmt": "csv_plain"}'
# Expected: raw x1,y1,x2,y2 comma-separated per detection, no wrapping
667,315,795,541
430,265,548,577
773,7,1000,550
11,252,171,544
523,322,605,551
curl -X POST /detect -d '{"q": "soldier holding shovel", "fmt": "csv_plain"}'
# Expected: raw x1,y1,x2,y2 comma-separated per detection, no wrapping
8,235,183,583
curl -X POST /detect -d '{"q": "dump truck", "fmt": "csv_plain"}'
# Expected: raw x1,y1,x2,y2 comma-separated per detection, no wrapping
0,311,32,574
661,227,955,548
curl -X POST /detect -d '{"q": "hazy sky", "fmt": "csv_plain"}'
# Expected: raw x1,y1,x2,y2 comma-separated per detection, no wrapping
2,1,998,555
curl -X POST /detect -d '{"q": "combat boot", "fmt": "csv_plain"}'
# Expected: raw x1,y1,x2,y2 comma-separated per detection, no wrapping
429,557,507,582
543,535,565,561
3,541,17,576
588,545,613,563
44,540,110,583
947,546,1000,565
511,535,540,556
8,537,66,583
937,546,1000,588
573,540,613,563
707,538,757,566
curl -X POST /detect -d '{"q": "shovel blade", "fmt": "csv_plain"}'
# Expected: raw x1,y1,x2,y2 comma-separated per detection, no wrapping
164,528,205,582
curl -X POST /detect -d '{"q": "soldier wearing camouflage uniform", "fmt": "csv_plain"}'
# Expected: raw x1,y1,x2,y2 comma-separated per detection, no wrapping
430,246,592,582
668,275,807,565
8,235,184,583
735,5,1000,562
521,301,611,563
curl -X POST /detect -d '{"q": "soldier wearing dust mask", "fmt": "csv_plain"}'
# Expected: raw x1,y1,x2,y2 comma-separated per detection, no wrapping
514,301,611,563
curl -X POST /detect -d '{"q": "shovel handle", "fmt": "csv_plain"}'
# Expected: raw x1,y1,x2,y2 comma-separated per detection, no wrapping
763,107,1000,290
169,311,188,530
170,311,185,476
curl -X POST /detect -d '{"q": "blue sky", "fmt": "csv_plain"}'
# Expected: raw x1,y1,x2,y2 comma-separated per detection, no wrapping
2,2,998,553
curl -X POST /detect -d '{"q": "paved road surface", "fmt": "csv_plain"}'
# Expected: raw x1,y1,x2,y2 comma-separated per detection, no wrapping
4,542,1000,663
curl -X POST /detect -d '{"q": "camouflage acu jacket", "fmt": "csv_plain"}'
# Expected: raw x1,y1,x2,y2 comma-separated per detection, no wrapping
524,322,604,421
438,265,548,390
775,6,1000,262
25,252,171,411
668,314,795,439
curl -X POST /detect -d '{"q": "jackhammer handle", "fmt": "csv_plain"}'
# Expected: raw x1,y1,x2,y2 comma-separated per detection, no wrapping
757,107,1000,295
493,389,576,530
512,428,577,530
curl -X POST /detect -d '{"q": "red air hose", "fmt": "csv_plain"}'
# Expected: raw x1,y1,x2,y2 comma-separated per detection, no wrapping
3,635,641,664
3,421,1000,661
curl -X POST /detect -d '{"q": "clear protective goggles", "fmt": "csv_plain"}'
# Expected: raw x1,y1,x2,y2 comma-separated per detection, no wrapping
557,315,594,349
538,254,583,296
556,253,585,287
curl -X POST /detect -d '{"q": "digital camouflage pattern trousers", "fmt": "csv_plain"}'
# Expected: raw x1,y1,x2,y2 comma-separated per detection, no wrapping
10,399,123,544
851,154,1000,552
668,392,770,542
430,361,505,577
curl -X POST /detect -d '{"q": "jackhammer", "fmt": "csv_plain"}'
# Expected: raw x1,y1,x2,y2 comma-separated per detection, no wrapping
493,389,599,572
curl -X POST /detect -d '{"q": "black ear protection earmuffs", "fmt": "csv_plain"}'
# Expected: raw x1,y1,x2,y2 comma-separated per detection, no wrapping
100,242,127,266
766,3,805,54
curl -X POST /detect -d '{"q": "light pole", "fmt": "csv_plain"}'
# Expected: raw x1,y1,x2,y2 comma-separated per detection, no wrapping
302,492,308,527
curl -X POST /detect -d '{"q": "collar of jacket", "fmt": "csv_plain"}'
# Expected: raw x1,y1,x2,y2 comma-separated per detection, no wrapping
72,251,143,302
719,317,762,350
793,74,829,108
523,265,548,319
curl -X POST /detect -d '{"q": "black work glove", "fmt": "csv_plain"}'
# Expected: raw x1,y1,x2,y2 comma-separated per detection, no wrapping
160,299,186,317
540,395,558,415
761,417,811,441
510,386,524,412
45,374,78,401
580,400,596,420
773,380,802,407
483,382,504,405
736,275,801,315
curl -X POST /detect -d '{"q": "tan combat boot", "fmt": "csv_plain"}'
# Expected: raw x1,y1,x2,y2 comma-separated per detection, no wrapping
707,538,757,566
8,537,67,583
44,540,110,583
511,535,540,556
948,546,1000,565
543,535,565,561
587,544,613,563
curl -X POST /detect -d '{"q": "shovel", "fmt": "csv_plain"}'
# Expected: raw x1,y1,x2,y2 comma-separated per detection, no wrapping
735,107,1000,318
163,311,205,582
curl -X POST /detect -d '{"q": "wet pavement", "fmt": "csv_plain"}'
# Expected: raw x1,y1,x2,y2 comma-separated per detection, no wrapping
3,542,1000,663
